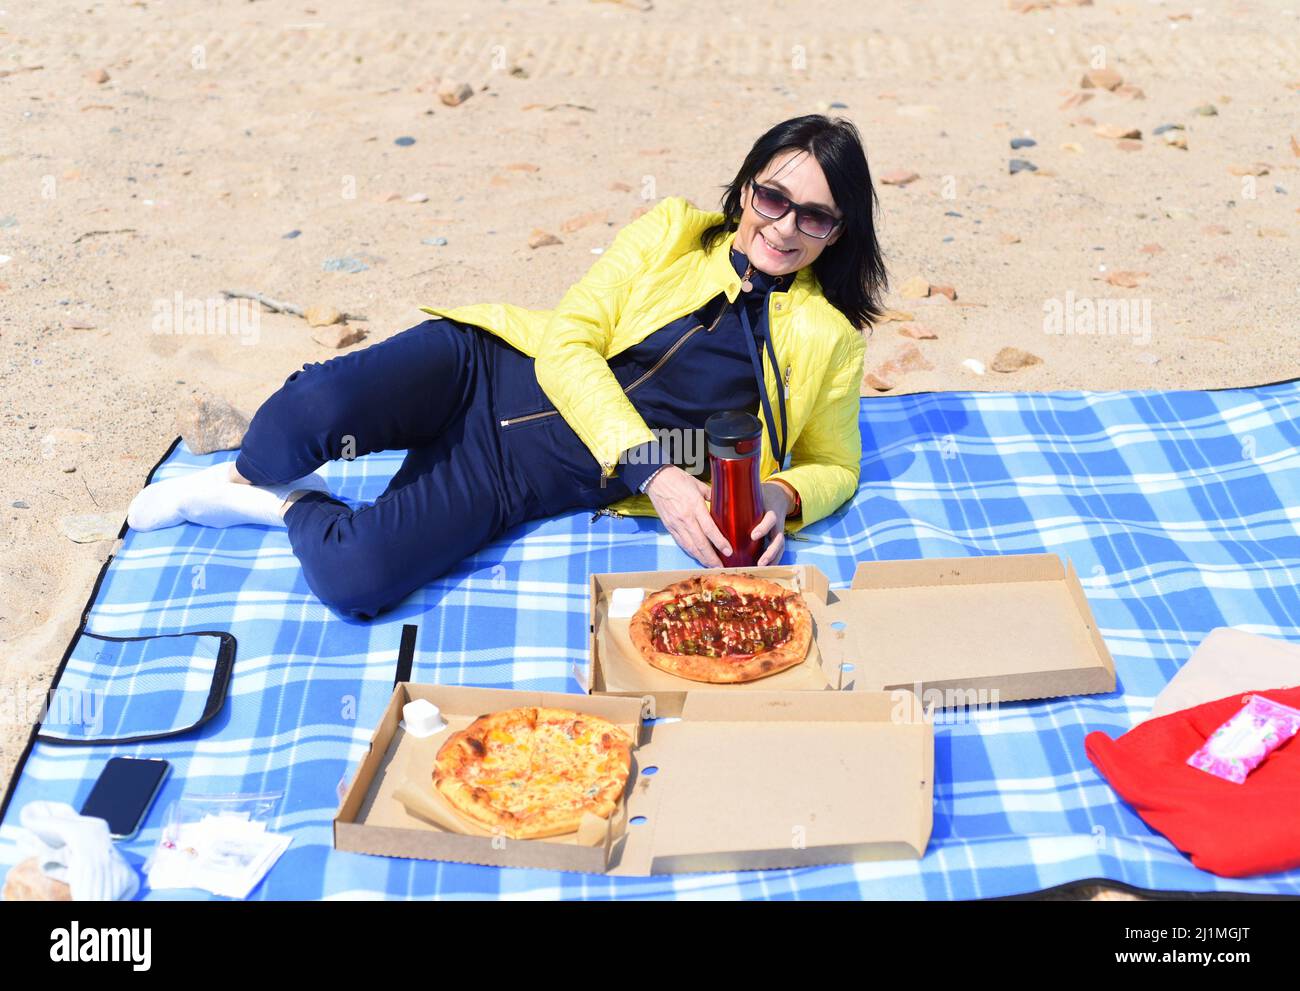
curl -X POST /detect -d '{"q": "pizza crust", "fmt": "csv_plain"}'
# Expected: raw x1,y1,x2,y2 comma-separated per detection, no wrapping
627,574,814,684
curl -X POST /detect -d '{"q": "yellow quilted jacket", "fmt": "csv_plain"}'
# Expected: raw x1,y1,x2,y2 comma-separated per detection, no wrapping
419,195,866,533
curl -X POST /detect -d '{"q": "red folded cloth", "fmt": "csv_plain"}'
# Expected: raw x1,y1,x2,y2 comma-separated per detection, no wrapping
1085,686,1300,878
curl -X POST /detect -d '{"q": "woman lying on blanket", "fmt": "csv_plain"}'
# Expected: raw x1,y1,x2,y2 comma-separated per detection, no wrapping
127,114,886,619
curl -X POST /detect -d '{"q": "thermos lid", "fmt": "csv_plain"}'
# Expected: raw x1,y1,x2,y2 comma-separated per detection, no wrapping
706,410,762,460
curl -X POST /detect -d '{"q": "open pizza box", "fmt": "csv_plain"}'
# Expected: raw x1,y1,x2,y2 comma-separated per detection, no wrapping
333,683,934,875
584,553,1115,716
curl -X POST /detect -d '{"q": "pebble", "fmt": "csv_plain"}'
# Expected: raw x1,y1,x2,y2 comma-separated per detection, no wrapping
304,304,342,327
898,325,938,340
528,229,562,249
944,210,963,217
877,309,915,323
1115,84,1146,100
393,136,417,147
1080,67,1123,91
561,210,607,233
437,80,474,107
1009,137,1037,149
1104,270,1149,288
1165,207,1196,220
1227,163,1269,176
1095,125,1142,140
1164,133,1189,150
1060,142,1084,154
1140,243,1164,254
421,237,449,246
405,192,429,203
1152,123,1184,136
1117,139,1144,152
313,324,366,349
176,391,249,455
880,169,920,186
961,358,986,376
281,229,302,239
609,181,633,192
990,347,1043,373
1059,92,1094,111
864,370,896,392
12,500,30,509
0,255,12,266
60,513,121,544
322,255,369,273
1192,104,1218,116
85,68,110,85
999,233,1022,244
1009,159,1037,174
899,275,931,299
0,215,16,228
1201,224,1231,235
930,284,957,300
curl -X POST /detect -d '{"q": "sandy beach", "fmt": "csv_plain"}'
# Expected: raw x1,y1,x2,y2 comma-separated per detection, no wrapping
1,1,1297,898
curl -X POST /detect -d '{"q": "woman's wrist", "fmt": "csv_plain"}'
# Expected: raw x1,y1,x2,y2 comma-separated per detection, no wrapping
767,479,801,517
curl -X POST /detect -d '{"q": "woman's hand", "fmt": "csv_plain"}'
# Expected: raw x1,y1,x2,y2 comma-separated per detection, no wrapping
644,466,732,567
752,481,793,566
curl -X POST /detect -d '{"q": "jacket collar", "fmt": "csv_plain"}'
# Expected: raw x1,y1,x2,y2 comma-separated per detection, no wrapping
707,224,818,305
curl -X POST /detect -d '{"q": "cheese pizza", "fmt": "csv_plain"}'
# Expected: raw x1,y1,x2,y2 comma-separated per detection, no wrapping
432,706,634,840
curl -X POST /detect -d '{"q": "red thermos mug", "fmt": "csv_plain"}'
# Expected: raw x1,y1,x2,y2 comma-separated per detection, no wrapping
706,411,765,567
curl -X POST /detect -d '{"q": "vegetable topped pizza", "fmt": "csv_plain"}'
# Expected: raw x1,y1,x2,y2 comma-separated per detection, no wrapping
627,574,813,684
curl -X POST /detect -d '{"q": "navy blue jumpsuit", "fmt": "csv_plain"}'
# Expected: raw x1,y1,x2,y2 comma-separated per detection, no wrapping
235,246,789,618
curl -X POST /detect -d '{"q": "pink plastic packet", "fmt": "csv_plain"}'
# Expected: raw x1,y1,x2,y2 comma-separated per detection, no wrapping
1187,694,1300,784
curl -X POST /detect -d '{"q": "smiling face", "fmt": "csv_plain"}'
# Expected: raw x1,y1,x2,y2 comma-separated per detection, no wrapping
735,147,844,278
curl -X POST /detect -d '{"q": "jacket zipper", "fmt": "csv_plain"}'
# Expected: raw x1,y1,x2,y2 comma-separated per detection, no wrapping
499,302,728,432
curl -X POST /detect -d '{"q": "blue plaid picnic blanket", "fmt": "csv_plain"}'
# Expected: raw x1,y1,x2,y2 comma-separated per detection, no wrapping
3,381,1299,900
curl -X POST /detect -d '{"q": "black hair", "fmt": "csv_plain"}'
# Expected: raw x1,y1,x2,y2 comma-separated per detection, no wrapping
701,114,887,330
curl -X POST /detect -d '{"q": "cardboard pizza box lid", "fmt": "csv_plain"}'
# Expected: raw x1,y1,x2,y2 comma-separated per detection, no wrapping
334,683,934,876
826,554,1115,706
612,690,933,875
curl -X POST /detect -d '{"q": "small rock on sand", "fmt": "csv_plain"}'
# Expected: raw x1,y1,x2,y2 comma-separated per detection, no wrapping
930,284,957,300
991,347,1043,373
1095,125,1142,140
561,210,607,233
899,275,930,299
528,229,562,249
1192,104,1218,116
313,324,366,349
1010,137,1037,149
899,325,938,340
304,304,342,327
961,358,986,376
60,513,121,543
1104,270,1149,288
1081,67,1123,91
1227,163,1269,176
1009,159,1037,174
437,80,474,107
176,391,249,455
85,68,110,85
880,169,920,186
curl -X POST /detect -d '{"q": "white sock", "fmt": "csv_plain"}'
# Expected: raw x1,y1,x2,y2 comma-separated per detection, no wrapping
126,462,332,531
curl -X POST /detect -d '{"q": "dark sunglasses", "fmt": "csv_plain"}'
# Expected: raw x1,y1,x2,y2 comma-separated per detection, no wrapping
747,179,843,239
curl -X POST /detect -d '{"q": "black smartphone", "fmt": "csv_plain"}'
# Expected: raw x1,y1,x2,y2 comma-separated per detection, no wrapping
80,757,171,840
